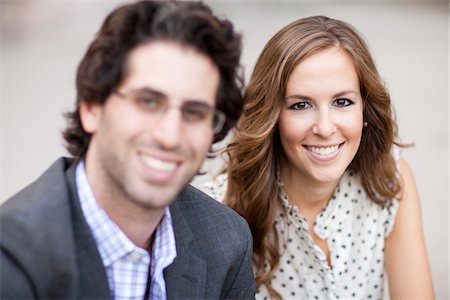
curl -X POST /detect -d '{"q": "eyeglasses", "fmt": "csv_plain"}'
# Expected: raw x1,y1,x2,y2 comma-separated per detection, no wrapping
114,88,226,134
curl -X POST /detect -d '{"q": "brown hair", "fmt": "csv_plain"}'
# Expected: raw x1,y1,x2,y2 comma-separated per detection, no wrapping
63,0,243,160
225,16,404,299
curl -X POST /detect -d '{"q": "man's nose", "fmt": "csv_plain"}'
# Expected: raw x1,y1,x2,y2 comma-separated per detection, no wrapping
152,108,183,150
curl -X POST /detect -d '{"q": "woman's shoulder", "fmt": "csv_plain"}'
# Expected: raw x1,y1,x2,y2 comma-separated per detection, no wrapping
338,170,399,236
195,173,228,203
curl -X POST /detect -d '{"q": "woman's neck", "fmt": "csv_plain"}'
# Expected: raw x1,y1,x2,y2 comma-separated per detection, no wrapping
280,169,339,220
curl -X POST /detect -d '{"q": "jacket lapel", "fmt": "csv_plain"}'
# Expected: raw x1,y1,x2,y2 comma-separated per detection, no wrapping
165,191,207,299
65,161,112,299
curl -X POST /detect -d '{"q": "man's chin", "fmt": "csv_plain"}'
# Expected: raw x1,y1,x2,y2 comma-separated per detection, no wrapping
133,196,175,211
133,183,189,209
128,170,195,206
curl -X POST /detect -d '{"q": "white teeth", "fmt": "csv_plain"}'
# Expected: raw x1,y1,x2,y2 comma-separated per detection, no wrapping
308,145,339,156
141,155,176,171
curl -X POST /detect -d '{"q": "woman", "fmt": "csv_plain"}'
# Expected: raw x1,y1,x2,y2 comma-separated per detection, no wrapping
202,16,434,299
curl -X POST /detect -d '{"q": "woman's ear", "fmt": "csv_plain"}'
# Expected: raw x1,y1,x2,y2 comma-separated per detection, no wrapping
79,101,102,134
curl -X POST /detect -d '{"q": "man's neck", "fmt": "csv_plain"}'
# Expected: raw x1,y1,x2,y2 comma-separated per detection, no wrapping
99,199,165,250
83,158,166,250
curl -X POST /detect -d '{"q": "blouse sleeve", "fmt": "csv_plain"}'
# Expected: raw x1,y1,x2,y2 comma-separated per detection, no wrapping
383,145,402,237
382,199,399,237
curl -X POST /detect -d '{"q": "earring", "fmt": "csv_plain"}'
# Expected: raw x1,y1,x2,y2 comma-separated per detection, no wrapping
363,121,368,127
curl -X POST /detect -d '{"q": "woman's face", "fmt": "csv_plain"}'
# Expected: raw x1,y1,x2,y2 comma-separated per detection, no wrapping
278,47,364,186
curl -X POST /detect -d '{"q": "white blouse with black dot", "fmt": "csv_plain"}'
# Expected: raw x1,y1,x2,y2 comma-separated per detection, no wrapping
200,167,399,300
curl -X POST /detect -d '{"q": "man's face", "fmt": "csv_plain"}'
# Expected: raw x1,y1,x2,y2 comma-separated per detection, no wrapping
80,41,219,211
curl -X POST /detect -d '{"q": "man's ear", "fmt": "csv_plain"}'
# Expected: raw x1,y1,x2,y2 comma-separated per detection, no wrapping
79,101,102,134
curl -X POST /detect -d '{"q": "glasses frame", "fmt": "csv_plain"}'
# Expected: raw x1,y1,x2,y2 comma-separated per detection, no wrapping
113,89,226,134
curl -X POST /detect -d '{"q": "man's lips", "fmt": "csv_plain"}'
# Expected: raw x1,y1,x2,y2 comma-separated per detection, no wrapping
140,154,178,172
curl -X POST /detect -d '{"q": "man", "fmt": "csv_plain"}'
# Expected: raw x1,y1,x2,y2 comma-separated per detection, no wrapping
0,1,255,299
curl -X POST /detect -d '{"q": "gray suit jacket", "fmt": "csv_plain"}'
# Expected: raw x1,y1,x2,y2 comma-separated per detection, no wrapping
0,158,255,299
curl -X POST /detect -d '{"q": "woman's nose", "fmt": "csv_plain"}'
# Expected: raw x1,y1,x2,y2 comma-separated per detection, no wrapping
311,110,336,137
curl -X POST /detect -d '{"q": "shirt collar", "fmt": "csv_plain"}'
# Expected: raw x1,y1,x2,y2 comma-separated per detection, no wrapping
75,160,176,267
278,170,353,239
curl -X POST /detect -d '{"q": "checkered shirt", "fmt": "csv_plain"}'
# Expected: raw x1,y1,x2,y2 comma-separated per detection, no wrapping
76,161,177,300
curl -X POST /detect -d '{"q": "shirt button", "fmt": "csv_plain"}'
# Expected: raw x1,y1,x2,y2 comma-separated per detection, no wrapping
130,251,142,261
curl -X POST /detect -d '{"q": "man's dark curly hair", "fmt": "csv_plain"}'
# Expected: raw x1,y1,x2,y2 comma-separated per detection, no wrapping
63,0,243,160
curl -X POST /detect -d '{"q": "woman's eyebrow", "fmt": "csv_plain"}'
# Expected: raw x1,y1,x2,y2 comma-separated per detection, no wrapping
333,90,358,98
285,94,312,101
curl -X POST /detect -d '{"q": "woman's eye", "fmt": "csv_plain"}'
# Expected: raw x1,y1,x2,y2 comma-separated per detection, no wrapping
288,101,311,110
334,98,354,107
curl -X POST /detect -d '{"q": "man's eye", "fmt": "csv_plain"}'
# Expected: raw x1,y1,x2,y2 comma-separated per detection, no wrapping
137,94,165,110
288,101,311,110
182,105,210,121
334,98,354,107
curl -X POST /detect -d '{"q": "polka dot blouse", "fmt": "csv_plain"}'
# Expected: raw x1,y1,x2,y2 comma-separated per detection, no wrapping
200,168,399,300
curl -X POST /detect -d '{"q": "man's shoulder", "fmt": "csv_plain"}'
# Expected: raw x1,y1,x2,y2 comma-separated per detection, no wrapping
171,184,251,244
1,157,73,220
0,157,75,249
175,184,247,225
166,184,255,299
0,157,83,299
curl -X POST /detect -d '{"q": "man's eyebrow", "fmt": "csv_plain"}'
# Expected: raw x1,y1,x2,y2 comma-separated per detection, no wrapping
132,87,166,98
129,87,213,106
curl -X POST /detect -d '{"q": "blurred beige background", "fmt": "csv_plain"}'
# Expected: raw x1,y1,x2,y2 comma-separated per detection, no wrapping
0,0,448,299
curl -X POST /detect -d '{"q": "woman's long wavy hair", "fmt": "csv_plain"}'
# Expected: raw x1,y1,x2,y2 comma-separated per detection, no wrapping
225,16,404,299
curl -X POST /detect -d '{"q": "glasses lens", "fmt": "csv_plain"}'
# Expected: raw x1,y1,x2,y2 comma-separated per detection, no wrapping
182,103,211,122
135,91,166,112
212,110,226,134
117,89,226,133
